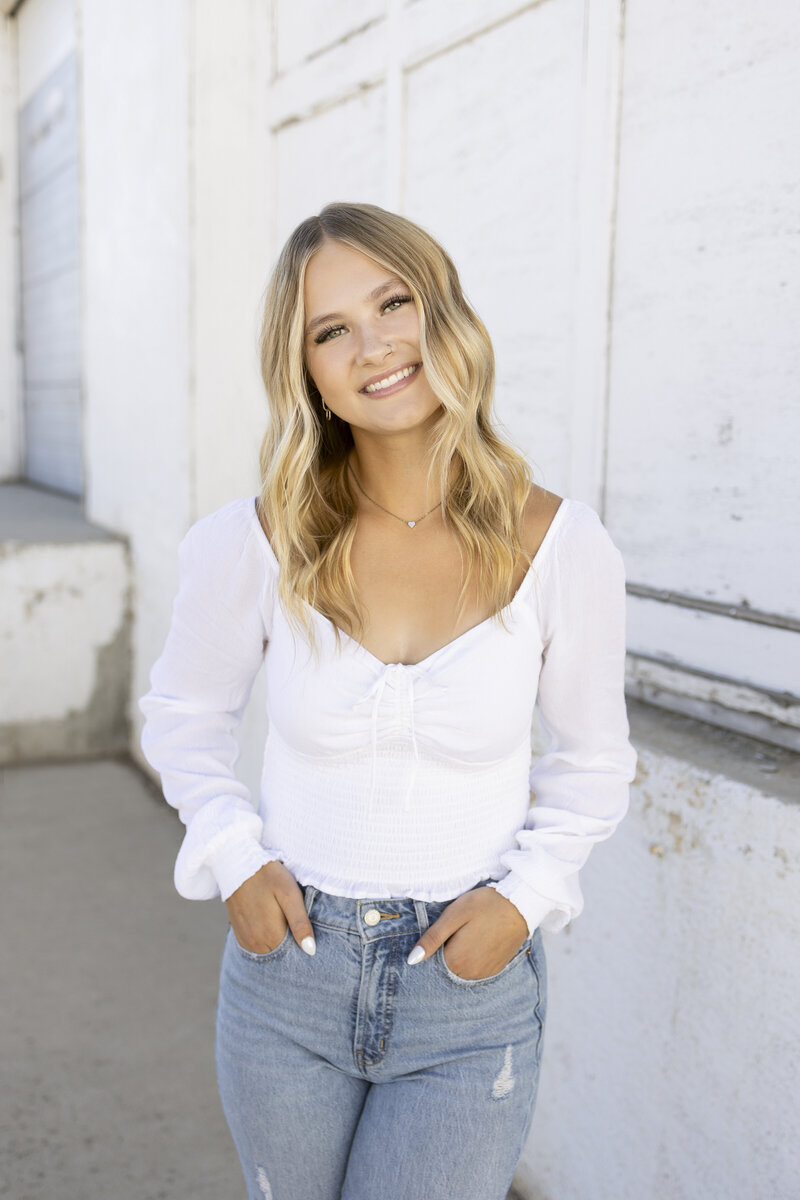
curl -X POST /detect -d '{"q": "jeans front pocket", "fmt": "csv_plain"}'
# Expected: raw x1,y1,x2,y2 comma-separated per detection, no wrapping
228,921,293,963
434,934,533,988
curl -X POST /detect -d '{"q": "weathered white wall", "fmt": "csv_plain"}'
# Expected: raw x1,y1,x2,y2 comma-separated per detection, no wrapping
518,732,800,1200
81,0,191,541
191,0,271,519
15,0,74,106
79,0,272,784
1,541,126,721
274,85,386,241
190,0,273,784
607,1,800,710
0,13,20,479
0,519,130,762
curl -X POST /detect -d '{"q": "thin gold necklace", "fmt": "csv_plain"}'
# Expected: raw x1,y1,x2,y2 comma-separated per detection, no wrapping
347,462,443,529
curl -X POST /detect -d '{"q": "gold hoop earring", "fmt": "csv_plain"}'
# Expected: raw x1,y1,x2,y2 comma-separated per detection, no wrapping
322,400,332,421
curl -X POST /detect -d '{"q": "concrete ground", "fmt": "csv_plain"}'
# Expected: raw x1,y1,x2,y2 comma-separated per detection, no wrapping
0,758,239,1200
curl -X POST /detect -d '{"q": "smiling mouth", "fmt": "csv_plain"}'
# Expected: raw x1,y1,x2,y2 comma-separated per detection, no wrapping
360,362,421,395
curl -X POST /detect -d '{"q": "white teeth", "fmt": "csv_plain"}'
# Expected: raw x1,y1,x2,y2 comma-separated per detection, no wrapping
364,363,418,393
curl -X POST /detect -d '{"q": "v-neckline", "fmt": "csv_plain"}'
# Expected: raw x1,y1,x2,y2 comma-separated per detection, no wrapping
249,496,567,670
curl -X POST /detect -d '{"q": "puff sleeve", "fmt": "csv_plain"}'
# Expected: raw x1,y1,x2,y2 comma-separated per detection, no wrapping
138,498,282,901
487,502,638,935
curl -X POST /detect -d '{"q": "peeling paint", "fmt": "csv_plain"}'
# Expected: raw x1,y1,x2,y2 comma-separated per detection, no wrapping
666,810,685,852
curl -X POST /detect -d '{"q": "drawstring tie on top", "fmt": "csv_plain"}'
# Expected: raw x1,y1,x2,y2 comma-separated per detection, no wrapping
353,663,447,812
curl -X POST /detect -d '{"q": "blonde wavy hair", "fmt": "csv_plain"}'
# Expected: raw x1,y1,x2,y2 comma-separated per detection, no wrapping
256,201,533,654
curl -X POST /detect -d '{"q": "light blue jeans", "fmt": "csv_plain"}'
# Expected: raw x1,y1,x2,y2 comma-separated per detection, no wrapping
215,881,547,1200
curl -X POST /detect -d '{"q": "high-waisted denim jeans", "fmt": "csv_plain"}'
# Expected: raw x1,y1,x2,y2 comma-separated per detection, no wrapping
215,880,547,1200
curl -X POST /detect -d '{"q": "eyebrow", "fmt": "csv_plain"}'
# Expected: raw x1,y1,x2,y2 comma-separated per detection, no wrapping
305,277,408,338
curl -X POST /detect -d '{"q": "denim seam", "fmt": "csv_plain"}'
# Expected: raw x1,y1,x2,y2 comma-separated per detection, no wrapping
352,938,371,1076
229,923,293,963
527,938,547,1062
362,934,400,1069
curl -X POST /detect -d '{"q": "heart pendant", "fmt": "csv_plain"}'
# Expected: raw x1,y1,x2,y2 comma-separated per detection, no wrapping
407,520,416,528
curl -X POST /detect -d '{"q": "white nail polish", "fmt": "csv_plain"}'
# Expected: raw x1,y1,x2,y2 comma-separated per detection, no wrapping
301,936,316,956
407,946,426,965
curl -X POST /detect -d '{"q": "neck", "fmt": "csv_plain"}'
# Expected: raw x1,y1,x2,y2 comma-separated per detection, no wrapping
347,430,451,514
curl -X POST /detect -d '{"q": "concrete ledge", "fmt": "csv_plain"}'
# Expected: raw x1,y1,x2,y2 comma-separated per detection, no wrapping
0,482,132,764
628,696,800,805
0,481,120,543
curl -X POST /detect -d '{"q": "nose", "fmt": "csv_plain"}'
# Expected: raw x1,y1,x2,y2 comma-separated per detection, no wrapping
353,320,392,366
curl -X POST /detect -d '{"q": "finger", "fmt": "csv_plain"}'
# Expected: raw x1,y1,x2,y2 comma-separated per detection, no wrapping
406,908,468,966
276,878,317,956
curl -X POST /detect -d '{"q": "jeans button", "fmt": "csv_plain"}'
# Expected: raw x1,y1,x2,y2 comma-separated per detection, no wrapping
363,908,381,926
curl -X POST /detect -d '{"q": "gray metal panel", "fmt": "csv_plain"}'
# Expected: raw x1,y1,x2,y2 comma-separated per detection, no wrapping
23,385,83,495
20,157,80,283
18,52,78,199
21,265,80,383
18,50,83,497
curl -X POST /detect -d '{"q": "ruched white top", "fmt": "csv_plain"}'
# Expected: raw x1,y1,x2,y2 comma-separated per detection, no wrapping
138,495,637,937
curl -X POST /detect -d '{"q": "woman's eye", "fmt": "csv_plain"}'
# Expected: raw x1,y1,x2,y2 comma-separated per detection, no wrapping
315,324,344,344
383,294,412,313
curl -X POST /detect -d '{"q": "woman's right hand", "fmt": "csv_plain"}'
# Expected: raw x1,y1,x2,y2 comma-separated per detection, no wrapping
225,860,316,956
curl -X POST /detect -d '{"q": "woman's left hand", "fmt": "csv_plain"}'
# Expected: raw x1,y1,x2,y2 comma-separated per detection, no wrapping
407,887,530,980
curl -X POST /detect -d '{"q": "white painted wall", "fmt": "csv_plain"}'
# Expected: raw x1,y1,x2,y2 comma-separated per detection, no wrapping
191,0,272,520
16,0,74,106
275,0,384,75
0,538,128,722
80,0,191,542
0,14,21,479
518,744,800,1200
607,0,800,708
79,0,273,793
189,0,273,784
274,84,387,243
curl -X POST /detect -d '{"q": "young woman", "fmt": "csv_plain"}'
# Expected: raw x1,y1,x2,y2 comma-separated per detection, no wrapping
139,201,637,1200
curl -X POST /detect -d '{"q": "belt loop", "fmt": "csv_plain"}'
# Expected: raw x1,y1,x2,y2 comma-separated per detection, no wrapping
304,885,318,917
413,899,429,934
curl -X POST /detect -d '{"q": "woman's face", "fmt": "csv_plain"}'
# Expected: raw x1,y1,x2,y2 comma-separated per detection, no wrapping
303,239,441,436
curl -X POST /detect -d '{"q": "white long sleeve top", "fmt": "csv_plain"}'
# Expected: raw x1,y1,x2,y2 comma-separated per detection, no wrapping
138,495,637,937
